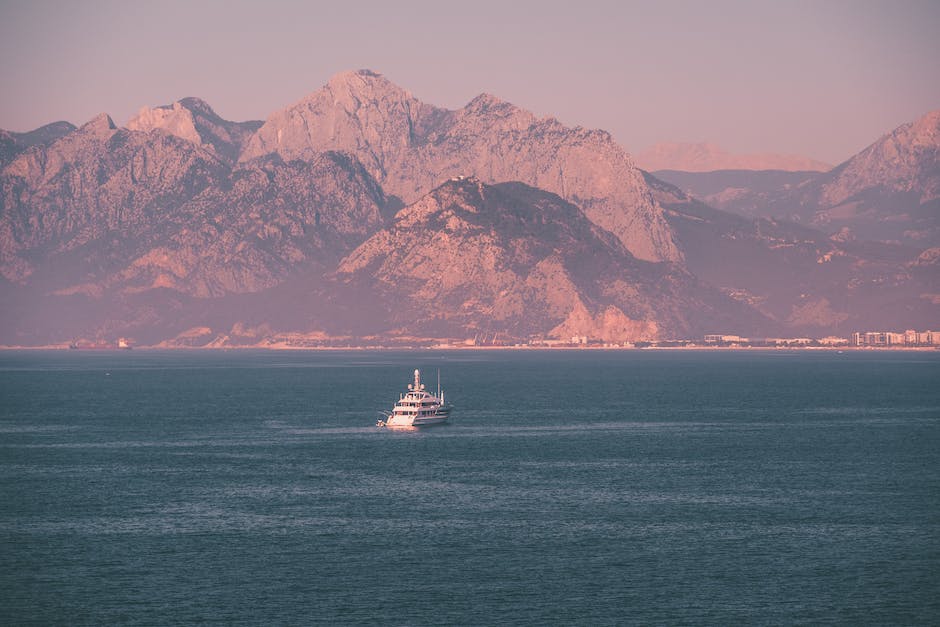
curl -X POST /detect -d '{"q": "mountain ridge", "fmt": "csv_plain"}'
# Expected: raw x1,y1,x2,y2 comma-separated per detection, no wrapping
0,121,77,169
127,98,262,164
332,177,769,341
239,69,681,264
2,73,937,346
635,141,833,173
647,171,938,333
655,109,940,247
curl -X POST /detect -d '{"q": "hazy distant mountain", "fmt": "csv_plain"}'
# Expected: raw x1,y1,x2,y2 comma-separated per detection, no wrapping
240,70,680,263
0,120,76,168
655,110,940,247
648,173,939,333
127,97,262,164
635,142,832,173
651,169,821,218
334,177,768,341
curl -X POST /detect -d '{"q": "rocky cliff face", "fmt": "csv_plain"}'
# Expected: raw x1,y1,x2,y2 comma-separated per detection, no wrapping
241,70,680,263
1,114,229,286
2,108,387,294
111,152,387,298
127,97,262,164
0,109,391,344
334,177,767,341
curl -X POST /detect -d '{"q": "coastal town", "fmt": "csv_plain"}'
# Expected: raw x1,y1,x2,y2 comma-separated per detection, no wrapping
45,327,940,351
523,328,940,349
692,329,940,348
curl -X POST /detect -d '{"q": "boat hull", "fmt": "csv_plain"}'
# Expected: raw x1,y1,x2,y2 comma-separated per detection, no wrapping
386,413,449,428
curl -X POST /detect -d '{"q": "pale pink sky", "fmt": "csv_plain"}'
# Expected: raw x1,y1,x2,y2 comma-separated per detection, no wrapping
1,0,938,164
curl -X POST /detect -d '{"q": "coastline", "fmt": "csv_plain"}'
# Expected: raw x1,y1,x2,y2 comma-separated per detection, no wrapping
1,344,938,352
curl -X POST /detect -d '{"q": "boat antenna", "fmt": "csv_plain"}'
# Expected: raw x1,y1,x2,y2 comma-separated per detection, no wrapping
437,369,441,399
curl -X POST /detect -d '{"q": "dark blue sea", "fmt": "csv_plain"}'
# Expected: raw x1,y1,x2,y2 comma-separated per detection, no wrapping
1,349,938,625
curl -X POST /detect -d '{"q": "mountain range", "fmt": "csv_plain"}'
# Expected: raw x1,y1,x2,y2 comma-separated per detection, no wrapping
655,109,940,248
635,141,832,173
1,70,937,346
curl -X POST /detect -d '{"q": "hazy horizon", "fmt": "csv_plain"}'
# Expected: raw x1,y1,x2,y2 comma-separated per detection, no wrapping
1,0,939,164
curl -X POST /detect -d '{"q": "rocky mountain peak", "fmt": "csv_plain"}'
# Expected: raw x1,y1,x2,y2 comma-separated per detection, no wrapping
380,176,483,230
239,69,437,169
465,92,513,112
0,121,77,168
326,68,387,87
239,71,680,263
132,97,229,127
906,108,939,146
322,69,412,109
856,108,939,160
334,178,754,341
817,108,939,210
3,113,117,184
459,92,537,130
441,173,483,191
81,113,118,135
176,97,219,118
403,175,487,220
334,68,384,81
12,121,77,145
127,101,201,144
672,107,940,248
127,97,261,163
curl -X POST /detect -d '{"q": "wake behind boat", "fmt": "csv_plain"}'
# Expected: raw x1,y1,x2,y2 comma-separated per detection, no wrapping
378,369,451,428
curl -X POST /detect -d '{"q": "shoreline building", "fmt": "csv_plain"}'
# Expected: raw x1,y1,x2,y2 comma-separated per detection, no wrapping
853,330,939,347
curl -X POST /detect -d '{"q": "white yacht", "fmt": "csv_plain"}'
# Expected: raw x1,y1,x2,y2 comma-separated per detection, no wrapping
378,369,451,428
